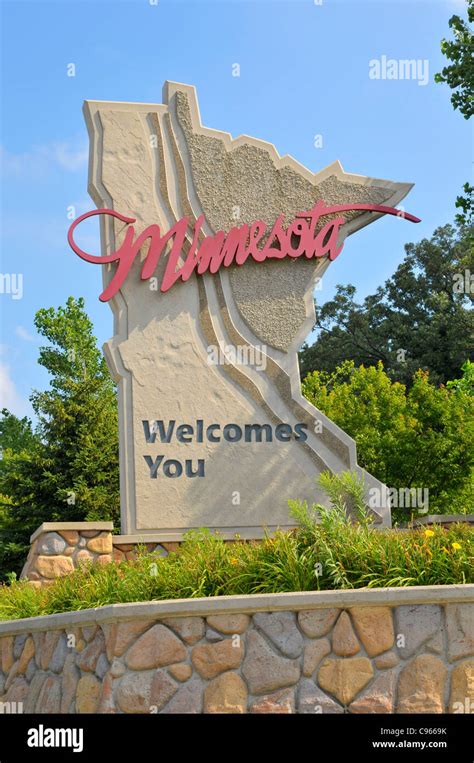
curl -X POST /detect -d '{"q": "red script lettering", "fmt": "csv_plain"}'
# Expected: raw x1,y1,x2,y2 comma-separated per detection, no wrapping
67,202,420,302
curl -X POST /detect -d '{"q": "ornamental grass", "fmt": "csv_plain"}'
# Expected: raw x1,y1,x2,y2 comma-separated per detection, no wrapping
0,472,472,621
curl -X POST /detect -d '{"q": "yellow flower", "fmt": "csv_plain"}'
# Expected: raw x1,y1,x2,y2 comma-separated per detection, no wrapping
424,529,435,537
452,542,462,551
230,558,238,565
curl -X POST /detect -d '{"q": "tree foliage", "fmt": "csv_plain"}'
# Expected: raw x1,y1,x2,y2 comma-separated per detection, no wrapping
0,410,37,454
435,3,473,225
299,224,473,386
302,361,474,521
454,182,474,228
434,1,474,119
0,297,119,581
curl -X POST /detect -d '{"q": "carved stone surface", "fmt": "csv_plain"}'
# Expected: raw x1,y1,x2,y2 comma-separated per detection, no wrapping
74,82,417,538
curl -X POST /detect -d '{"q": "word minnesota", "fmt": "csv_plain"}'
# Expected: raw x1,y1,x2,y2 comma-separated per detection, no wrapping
143,420,308,479
27,725,83,753
68,201,420,302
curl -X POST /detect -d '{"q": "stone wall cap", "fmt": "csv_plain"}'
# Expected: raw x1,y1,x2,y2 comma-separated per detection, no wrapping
112,528,293,544
0,584,473,636
113,534,182,545
30,522,114,543
413,514,474,526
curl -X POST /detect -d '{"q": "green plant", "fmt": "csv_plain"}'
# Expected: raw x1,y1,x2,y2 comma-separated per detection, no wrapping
302,363,474,519
447,360,474,395
434,2,474,120
288,473,473,589
0,297,120,581
299,223,473,387
0,474,472,622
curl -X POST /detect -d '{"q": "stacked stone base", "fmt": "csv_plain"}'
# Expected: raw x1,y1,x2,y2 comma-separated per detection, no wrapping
20,523,179,586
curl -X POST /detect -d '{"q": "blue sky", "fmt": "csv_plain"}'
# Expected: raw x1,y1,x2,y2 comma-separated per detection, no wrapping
0,0,471,419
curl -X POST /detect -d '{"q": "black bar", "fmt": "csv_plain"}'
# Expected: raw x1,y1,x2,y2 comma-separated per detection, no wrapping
0,713,471,761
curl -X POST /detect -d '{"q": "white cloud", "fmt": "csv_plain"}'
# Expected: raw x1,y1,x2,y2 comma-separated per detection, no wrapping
0,139,88,178
15,326,35,342
53,143,88,171
0,363,29,416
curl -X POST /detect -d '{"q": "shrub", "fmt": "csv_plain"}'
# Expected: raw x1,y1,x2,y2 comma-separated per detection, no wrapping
302,362,474,519
0,473,472,621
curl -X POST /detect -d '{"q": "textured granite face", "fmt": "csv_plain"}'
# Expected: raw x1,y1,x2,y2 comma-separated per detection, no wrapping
173,90,390,352
80,81,416,538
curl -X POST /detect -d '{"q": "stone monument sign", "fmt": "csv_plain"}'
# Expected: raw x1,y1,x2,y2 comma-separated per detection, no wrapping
68,81,420,541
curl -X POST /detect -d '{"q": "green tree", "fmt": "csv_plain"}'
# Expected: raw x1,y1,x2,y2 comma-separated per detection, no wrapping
0,410,37,454
435,2,473,225
0,297,120,581
299,224,474,386
447,359,474,395
434,1,474,119
0,411,40,581
454,182,474,228
302,361,474,521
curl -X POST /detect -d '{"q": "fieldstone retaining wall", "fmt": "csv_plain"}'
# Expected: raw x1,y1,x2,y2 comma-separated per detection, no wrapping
0,587,473,714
